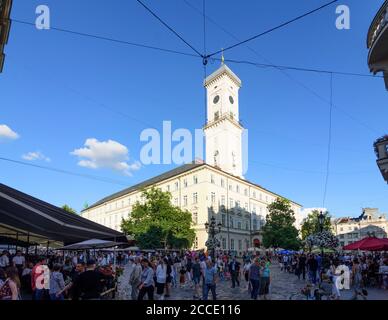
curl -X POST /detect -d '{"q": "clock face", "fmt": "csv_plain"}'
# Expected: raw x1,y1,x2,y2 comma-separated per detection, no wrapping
229,96,235,104
213,95,220,104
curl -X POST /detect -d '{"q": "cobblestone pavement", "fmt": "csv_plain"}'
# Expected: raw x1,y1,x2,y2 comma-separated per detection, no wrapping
117,262,388,300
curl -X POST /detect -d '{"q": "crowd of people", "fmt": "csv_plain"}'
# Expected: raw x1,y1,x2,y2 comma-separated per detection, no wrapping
278,252,388,300
124,250,273,301
0,247,387,301
0,249,122,300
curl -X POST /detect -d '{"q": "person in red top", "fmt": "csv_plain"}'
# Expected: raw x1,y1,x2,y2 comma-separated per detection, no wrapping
31,257,48,300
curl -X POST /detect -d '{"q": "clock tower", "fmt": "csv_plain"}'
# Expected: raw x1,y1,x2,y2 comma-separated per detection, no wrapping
203,63,245,178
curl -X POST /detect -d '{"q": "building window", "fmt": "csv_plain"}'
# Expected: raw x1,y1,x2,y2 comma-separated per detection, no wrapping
184,179,188,188
246,222,249,230
221,195,225,206
253,191,256,198
230,239,235,250
193,176,198,184
230,198,234,208
222,238,226,249
194,237,198,249
175,182,179,191
230,217,234,228
221,179,225,188
211,192,216,204
211,175,215,184
193,212,198,225
193,193,198,204
238,240,242,251
183,195,188,206
253,219,257,230
221,214,226,226
236,185,240,193
252,205,256,214
340,227,343,232
245,203,248,211
244,189,248,196
236,200,240,208
237,221,242,230
167,185,170,192
229,185,232,191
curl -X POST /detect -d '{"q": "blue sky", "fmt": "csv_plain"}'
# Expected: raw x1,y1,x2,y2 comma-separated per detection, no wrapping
0,0,387,218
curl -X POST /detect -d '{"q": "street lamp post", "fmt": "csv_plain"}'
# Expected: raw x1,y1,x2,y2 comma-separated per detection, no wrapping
318,211,325,257
205,216,222,261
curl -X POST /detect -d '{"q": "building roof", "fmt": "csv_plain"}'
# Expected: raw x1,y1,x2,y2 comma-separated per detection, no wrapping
84,162,205,211
0,183,126,246
204,64,242,88
84,162,302,212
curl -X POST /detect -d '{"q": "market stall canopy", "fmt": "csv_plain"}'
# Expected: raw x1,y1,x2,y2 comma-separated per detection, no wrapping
0,183,127,247
58,239,126,250
343,237,388,251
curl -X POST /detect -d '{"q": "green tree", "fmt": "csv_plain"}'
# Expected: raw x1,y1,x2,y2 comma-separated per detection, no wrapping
62,204,77,215
121,187,195,250
300,210,332,240
262,198,301,250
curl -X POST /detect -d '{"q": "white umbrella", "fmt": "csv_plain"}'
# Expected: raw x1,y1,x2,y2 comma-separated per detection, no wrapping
58,239,125,250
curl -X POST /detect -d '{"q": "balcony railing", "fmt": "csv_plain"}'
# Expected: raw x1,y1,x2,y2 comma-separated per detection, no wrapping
367,0,388,49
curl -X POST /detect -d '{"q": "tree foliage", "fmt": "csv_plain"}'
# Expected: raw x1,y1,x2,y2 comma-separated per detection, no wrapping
121,187,195,250
262,198,301,250
62,204,77,215
300,210,332,240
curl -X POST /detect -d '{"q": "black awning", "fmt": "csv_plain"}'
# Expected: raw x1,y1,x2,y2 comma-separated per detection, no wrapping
0,183,127,246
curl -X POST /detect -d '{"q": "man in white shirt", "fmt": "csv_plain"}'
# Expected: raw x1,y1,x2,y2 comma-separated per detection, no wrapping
12,251,25,268
0,251,10,268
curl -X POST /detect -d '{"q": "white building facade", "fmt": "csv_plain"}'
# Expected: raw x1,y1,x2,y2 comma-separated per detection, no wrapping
81,63,302,253
332,208,388,247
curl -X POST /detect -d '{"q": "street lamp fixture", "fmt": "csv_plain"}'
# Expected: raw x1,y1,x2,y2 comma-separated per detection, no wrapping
318,211,325,233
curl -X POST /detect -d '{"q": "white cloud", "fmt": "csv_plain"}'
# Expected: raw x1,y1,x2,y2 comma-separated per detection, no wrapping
0,124,19,141
71,138,141,176
22,151,51,162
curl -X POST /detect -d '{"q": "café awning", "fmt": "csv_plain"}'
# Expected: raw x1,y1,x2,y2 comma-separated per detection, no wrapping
0,183,127,247
343,237,388,251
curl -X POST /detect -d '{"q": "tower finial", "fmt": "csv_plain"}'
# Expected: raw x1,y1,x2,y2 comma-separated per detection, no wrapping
221,48,225,65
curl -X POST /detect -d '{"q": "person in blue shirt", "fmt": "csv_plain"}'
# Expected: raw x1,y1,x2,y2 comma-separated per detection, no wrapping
259,260,271,300
202,260,217,300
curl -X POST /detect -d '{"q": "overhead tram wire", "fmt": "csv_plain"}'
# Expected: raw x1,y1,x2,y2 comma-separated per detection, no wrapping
205,0,338,59
221,58,384,79
12,19,199,59
322,73,334,208
0,157,130,187
135,0,203,58
203,0,208,123
182,0,383,136
12,19,381,80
